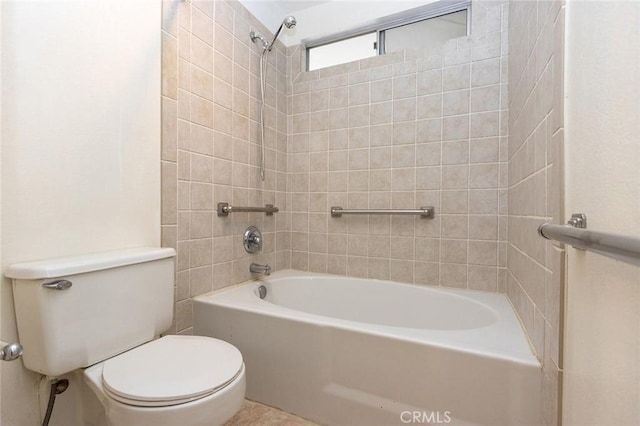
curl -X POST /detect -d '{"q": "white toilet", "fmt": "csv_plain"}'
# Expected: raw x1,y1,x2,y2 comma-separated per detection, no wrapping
6,247,245,426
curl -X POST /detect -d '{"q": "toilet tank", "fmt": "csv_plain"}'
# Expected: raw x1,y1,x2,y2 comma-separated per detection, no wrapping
5,247,176,377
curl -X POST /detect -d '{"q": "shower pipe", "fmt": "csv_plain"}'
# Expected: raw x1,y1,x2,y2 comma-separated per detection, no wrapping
250,16,297,181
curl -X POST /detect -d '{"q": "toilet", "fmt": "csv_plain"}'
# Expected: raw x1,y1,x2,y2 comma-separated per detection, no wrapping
6,247,245,426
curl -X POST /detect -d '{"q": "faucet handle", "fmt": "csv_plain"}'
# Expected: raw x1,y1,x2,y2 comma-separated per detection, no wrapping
244,226,263,253
0,342,23,361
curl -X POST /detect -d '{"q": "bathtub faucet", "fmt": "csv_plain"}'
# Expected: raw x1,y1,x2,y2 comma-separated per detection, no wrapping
250,263,271,276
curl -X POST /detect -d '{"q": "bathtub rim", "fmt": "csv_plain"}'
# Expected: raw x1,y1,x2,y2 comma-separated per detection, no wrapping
194,269,540,368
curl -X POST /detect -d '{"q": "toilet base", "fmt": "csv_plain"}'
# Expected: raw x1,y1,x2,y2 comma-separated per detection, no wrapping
84,362,246,426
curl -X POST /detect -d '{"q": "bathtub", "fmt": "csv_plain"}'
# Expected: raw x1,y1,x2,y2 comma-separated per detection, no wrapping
193,270,541,426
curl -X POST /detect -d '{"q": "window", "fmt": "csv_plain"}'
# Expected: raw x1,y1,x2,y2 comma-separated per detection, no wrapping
306,1,470,71
308,33,377,71
382,10,468,55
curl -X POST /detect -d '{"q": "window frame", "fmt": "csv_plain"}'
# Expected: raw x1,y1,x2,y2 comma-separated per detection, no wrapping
304,0,471,71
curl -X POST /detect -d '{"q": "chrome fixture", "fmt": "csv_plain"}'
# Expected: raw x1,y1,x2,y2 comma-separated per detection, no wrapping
267,16,297,52
249,31,269,49
258,285,267,299
42,279,73,290
567,213,587,229
250,15,297,53
0,341,23,361
244,226,263,254
250,263,271,276
250,15,297,181
538,213,640,266
217,202,279,217
330,206,435,218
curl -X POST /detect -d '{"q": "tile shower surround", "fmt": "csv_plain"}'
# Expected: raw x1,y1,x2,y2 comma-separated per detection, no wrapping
284,1,509,291
507,1,565,425
161,0,563,423
160,0,291,335
161,0,511,334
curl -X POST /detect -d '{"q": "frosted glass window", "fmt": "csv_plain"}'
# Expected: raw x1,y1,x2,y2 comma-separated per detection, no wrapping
383,10,468,54
308,33,377,71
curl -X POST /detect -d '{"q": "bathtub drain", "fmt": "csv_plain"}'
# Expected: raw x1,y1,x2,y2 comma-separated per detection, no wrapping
258,285,267,299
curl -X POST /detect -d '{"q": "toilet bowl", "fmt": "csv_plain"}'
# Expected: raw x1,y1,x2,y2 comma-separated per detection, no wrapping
84,335,246,426
6,248,246,426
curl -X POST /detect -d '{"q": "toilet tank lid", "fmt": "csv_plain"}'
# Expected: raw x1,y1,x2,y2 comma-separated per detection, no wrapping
5,247,176,280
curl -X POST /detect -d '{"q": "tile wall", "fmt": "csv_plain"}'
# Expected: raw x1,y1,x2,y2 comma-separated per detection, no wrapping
159,0,566,422
284,1,510,291
160,0,290,335
507,0,565,424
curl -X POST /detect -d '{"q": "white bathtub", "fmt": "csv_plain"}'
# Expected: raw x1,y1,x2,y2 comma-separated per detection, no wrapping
193,270,541,426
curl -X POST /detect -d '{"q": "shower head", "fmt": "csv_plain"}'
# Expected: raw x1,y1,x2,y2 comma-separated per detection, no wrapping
283,15,297,29
267,15,297,51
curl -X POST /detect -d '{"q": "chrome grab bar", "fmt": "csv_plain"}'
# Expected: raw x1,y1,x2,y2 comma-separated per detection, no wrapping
330,206,435,218
538,213,640,267
217,202,279,217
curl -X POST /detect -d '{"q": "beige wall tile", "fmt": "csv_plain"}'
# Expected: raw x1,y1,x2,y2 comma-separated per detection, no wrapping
470,85,500,112
190,183,213,210
347,256,367,277
468,265,497,291
443,115,469,141
416,167,441,190
394,74,417,99
441,239,468,264
162,161,178,224
441,190,468,214
441,215,468,239
349,83,370,105
442,141,469,165
443,64,470,91
417,94,442,119
415,261,439,285
417,70,442,95
371,79,392,102
370,124,393,147
416,143,441,166
162,98,178,161
440,263,467,288
470,137,499,163
161,0,516,357
471,58,501,87
416,119,441,143
162,32,178,99
469,189,498,214
390,259,414,283
330,86,349,108
191,36,213,73
443,90,470,116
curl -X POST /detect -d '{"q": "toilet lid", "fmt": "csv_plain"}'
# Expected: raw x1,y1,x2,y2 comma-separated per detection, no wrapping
102,335,243,407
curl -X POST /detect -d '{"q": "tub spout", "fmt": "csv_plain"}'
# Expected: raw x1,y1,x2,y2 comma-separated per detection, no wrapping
250,263,271,275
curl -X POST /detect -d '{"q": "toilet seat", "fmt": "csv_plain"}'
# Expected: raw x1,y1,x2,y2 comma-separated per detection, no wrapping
101,335,243,407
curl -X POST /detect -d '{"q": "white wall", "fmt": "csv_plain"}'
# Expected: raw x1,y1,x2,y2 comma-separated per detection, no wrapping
0,0,161,423
563,1,640,425
0,1,3,418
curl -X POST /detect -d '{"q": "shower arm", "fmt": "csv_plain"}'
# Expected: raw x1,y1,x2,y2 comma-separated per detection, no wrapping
267,16,297,51
267,24,285,51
